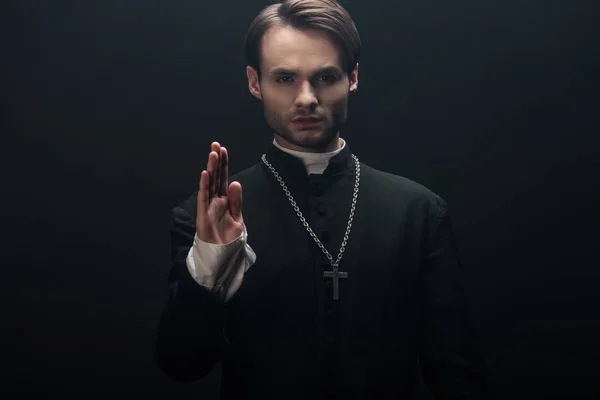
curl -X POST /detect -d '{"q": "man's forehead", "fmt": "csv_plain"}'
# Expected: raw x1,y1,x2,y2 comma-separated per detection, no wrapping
260,25,343,72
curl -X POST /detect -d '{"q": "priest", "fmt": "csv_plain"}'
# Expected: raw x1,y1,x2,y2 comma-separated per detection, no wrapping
154,0,488,398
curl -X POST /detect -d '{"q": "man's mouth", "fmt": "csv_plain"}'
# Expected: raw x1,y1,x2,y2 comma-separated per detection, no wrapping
291,118,323,128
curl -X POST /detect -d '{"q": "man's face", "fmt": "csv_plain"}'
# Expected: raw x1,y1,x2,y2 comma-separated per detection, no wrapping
247,25,358,153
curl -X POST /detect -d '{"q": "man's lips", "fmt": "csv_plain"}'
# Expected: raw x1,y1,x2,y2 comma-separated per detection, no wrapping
291,119,323,128
292,116,323,122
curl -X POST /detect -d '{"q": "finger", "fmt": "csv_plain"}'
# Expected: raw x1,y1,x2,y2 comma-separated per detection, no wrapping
207,151,219,199
212,143,222,197
213,151,221,198
218,147,229,196
208,142,221,197
229,181,243,220
198,170,210,216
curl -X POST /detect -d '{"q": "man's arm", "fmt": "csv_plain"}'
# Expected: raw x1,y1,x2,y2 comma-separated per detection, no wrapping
153,205,228,382
418,194,489,398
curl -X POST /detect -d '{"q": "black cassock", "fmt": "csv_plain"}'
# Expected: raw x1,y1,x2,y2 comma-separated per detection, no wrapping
154,142,489,399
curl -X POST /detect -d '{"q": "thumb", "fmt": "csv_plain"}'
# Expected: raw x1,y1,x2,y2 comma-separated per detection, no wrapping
228,181,243,220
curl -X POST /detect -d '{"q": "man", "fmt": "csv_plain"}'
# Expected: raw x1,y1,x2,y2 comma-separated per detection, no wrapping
154,0,489,398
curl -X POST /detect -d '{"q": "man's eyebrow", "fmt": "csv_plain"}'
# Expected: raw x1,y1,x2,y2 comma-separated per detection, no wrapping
269,66,343,76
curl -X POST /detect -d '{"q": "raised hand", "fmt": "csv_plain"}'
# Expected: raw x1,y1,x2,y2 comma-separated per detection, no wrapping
196,142,244,244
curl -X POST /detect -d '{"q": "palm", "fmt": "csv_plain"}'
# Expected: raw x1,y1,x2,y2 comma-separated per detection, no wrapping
196,142,244,245
203,196,244,244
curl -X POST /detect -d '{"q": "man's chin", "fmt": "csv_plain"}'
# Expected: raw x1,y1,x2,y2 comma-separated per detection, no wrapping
292,130,326,142
282,131,338,151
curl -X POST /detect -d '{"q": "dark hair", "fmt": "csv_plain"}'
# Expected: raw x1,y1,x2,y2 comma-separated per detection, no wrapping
244,0,361,79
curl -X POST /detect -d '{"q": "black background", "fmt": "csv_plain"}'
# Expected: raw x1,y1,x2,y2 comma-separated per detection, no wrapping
4,0,599,397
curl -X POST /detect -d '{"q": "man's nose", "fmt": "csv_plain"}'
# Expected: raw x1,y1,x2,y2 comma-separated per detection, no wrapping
295,81,318,107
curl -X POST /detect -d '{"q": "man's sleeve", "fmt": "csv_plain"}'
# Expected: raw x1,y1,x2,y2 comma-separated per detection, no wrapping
418,194,490,398
187,222,257,303
153,205,228,382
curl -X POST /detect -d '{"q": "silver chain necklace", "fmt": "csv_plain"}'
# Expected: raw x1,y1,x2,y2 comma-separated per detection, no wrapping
260,153,361,269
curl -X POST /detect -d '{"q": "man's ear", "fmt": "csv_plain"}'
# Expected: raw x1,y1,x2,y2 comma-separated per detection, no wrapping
349,62,359,92
246,66,262,100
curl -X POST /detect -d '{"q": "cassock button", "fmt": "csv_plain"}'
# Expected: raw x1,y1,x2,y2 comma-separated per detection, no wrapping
311,181,325,194
317,203,327,215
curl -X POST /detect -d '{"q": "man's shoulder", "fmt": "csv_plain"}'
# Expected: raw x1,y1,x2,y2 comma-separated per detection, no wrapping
360,163,446,209
361,163,440,197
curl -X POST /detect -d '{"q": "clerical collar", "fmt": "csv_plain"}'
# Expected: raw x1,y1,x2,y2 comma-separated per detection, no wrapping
269,137,351,177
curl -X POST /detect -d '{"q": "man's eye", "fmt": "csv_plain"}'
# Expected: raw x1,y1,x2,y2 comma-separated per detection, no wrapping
275,75,338,84
318,75,338,83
